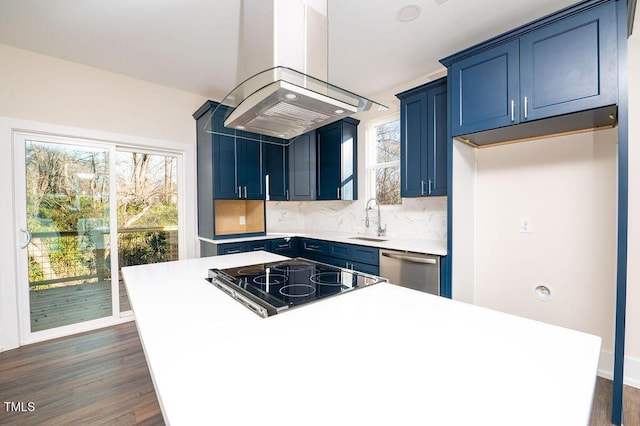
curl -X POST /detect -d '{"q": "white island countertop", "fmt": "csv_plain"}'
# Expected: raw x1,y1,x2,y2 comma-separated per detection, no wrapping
123,252,600,426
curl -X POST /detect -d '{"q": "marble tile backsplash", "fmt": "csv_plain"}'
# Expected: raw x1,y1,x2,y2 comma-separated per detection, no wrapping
266,197,447,242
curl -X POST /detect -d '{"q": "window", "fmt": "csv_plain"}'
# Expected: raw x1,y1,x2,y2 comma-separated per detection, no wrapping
367,117,401,205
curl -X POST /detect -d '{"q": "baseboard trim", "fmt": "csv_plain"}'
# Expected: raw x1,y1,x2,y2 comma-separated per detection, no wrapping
598,350,640,389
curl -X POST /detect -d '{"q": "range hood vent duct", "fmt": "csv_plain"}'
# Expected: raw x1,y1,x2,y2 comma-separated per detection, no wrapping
206,0,387,141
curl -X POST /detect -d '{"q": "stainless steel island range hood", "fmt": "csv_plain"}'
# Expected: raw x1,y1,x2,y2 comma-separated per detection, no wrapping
208,0,387,140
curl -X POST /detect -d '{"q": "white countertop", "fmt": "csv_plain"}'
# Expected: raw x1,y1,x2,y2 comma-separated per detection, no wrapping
199,230,447,256
123,252,600,426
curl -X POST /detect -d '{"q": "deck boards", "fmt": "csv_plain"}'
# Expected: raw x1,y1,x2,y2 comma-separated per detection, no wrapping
30,280,131,332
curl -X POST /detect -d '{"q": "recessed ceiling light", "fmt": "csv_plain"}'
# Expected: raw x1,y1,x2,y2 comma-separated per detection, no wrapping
284,93,297,100
396,4,421,22
236,125,245,130
335,109,345,114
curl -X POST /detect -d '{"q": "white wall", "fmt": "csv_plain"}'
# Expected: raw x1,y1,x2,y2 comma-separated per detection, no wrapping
266,70,449,241
451,140,477,304
0,44,206,350
474,129,617,353
625,7,640,385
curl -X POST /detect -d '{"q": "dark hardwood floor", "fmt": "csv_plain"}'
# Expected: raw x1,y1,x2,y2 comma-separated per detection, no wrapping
1,322,638,425
0,321,162,425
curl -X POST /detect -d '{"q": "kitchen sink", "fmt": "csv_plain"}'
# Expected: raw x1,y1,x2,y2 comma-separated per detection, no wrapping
349,236,387,242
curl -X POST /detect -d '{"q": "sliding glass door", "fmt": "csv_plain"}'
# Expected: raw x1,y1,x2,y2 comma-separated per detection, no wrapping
116,150,179,313
14,132,181,341
19,138,113,333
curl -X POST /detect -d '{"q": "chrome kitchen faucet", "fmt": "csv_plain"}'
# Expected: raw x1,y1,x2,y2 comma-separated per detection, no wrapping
365,198,386,237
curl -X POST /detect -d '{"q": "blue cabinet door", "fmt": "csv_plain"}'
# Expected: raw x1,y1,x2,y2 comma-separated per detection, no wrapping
212,134,238,199
238,138,265,200
519,1,617,122
450,40,519,136
398,78,447,197
399,89,427,197
316,119,358,200
316,122,341,200
265,141,288,201
427,81,448,196
288,131,316,200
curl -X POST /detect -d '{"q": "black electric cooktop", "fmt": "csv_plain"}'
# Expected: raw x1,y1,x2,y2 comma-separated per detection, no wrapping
207,258,386,318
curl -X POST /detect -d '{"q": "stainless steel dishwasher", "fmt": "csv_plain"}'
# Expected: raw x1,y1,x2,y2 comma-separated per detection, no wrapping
379,249,440,295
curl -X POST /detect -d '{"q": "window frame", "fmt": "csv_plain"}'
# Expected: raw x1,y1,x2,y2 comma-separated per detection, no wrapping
365,113,401,205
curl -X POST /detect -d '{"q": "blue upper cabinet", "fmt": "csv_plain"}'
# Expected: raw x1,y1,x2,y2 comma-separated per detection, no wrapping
288,130,316,201
450,41,519,137
519,2,617,122
397,77,447,197
193,101,266,201
316,118,359,200
441,0,618,145
212,133,239,199
237,137,265,200
427,81,448,196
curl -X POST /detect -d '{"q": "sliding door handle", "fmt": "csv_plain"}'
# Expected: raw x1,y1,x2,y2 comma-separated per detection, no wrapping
19,228,32,249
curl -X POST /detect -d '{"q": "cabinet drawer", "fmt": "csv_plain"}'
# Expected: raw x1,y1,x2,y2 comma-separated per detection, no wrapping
300,239,329,256
269,238,298,257
247,241,269,251
328,243,349,259
218,242,246,255
350,245,379,266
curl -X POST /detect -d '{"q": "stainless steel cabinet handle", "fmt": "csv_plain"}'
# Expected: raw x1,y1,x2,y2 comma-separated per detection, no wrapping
381,252,437,264
19,228,32,249
420,180,425,196
337,187,341,199
286,189,289,200
227,249,241,254
278,243,289,248
238,186,242,198
428,179,433,195
524,96,528,119
243,186,247,198
510,99,515,122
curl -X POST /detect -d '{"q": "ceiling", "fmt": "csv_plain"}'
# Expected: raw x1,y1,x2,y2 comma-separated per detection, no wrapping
0,0,578,101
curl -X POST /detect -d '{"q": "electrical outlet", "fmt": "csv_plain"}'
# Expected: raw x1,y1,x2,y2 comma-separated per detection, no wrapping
239,216,246,225
519,217,532,234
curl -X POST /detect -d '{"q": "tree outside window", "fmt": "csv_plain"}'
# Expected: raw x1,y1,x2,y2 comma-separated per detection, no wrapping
368,118,401,205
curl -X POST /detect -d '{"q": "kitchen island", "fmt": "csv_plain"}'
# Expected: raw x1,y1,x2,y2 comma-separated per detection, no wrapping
123,252,600,425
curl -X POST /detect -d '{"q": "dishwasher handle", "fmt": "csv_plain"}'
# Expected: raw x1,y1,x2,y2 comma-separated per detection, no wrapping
381,252,437,264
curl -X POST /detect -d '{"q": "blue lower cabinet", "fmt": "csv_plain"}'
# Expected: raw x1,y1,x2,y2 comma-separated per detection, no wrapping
345,261,379,276
349,245,379,266
300,239,329,257
269,238,299,257
301,239,379,275
312,253,380,276
217,242,247,255
247,240,269,252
